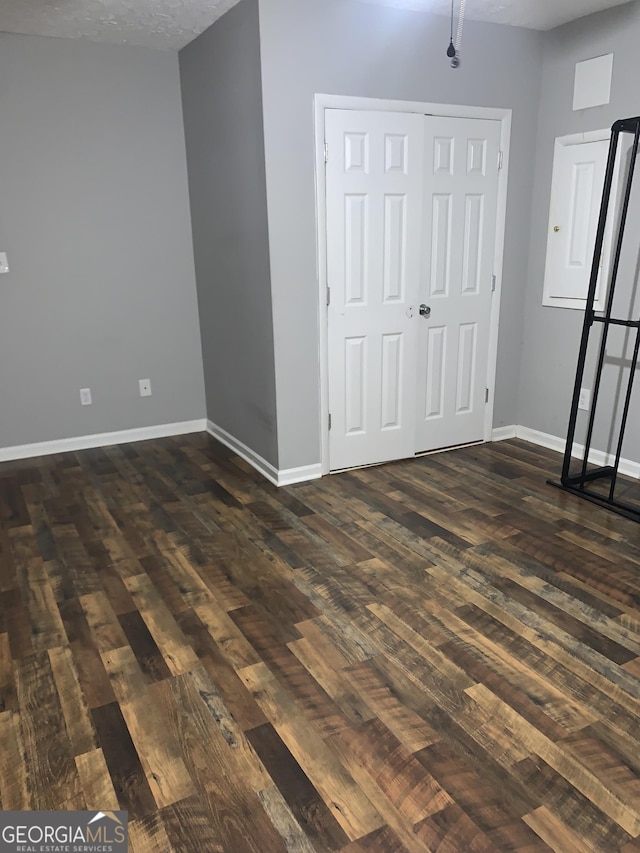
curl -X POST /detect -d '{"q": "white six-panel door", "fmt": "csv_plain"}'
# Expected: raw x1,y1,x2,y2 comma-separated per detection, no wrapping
326,110,425,471
416,116,501,453
326,109,501,471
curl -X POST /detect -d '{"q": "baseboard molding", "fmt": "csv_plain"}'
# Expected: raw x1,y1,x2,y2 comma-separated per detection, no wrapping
515,426,565,455
206,420,279,485
491,425,518,441
278,464,323,487
206,420,322,487
493,424,640,480
16,416,629,486
0,419,207,464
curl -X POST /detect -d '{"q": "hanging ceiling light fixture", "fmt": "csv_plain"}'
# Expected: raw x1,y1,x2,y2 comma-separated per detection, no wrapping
447,0,467,68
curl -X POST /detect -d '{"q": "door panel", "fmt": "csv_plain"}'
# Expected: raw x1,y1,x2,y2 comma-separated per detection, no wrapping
456,322,478,413
425,326,446,420
415,116,501,453
326,109,425,471
430,194,452,296
345,337,366,434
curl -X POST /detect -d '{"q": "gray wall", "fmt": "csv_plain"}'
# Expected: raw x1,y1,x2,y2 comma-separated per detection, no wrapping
180,0,278,467
258,0,544,470
519,1,640,463
0,33,205,448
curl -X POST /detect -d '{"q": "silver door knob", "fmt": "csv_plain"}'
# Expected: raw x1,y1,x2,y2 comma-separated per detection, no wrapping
419,304,431,318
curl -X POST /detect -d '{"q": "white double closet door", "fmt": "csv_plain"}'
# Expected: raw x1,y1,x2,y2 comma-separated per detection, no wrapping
326,108,501,472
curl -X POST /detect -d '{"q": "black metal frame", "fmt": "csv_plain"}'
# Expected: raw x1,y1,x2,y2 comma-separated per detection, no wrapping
550,116,640,522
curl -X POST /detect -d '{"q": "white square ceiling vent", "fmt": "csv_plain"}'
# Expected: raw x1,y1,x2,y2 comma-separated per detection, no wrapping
573,54,614,110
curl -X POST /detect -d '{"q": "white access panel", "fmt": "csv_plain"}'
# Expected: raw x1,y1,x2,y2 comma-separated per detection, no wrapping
326,109,425,471
573,54,613,111
416,117,501,453
543,137,611,310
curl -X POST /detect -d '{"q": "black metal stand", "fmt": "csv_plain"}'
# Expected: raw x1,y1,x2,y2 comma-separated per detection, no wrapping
550,116,640,522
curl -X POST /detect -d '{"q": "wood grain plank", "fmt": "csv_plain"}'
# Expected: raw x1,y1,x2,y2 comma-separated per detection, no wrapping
160,794,226,853
468,682,640,837
91,701,157,820
48,644,96,756
14,650,84,810
0,632,17,712
523,805,594,853
241,661,384,841
75,748,120,811
118,609,172,683
123,573,199,675
0,710,31,810
161,671,289,853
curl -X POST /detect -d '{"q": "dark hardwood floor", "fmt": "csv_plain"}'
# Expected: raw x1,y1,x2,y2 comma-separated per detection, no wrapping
2,434,640,851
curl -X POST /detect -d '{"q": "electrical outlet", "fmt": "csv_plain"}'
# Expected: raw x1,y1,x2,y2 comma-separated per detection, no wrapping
80,388,92,406
139,378,152,397
578,387,591,411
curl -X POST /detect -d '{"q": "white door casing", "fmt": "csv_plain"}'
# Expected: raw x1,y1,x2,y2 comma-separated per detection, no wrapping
326,109,425,471
416,116,502,453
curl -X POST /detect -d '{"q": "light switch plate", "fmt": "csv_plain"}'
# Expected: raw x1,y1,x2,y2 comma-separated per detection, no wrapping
0,253,9,274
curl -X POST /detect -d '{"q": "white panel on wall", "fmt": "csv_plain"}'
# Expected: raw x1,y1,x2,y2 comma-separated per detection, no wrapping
385,134,408,174
430,194,452,296
462,194,484,295
456,323,477,414
345,194,368,304
345,132,369,172
381,333,403,429
383,194,406,302
573,54,613,111
345,337,366,433
542,132,620,311
425,326,446,420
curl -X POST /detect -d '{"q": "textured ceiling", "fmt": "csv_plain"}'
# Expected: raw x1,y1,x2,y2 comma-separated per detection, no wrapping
360,0,636,30
0,0,635,50
0,0,242,50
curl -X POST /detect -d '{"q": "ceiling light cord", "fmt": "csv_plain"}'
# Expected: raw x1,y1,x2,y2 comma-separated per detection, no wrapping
455,0,466,52
451,0,466,68
447,0,456,58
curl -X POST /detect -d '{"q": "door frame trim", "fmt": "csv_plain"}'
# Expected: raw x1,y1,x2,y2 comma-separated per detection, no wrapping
314,94,512,475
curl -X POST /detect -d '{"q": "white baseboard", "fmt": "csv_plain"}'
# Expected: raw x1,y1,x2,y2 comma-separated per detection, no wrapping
491,425,518,441
493,424,640,480
278,464,323,486
515,425,565,455
18,416,626,487
0,419,207,464
206,420,322,487
0,416,323,488
206,420,280,485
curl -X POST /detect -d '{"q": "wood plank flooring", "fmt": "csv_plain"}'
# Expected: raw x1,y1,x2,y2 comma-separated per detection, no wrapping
2,435,640,851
